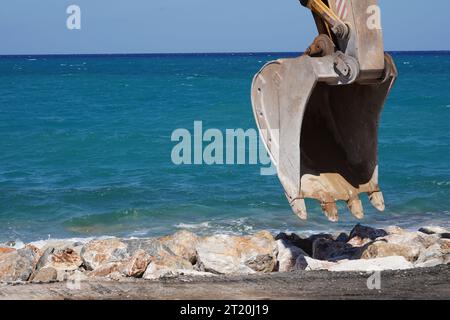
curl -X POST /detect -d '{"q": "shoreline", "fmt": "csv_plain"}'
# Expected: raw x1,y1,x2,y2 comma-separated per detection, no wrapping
1,223,449,299
4,220,450,251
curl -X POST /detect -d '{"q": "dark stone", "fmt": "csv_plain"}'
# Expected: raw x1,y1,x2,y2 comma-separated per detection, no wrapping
419,228,435,235
312,238,363,261
308,233,334,242
441,233,450,239
336,232,349,243
349,224,387,241
275,233,314,256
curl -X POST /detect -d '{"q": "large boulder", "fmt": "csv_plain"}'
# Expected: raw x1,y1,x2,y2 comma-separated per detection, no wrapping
349,224,388,241
329,256,413,272
384,226,407,235
196,231,278,274
123,238,175,259
80,238,129,270
142,251,194,280
414,239,450,268
143,264,214,280
312,238,362,261
88,262,124,278
0,247,16,255
295,255,336,271
32,247,83,281
30,267,58,283
360,241,420,262
37,247,83,272
276,239,308,272
84,238,193,279
125,238,193,270
441,239,450,254
379,231,441,253
0,247,39,282
159,231,199,264
32,239,85,254
335,232,350,243
121,249,152,277
347,236,373,247
275,233,314,256
418,226,448,235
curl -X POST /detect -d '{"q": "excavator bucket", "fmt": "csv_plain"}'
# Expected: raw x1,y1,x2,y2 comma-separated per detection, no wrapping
251,0,397,221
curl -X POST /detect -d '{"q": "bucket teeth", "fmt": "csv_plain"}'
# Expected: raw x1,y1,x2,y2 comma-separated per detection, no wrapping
321,202,339,222
290,198,308,220
347,198,364,219
369,191,385,212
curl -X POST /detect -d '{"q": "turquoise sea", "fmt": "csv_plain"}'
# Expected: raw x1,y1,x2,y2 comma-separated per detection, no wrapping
0,52,449,243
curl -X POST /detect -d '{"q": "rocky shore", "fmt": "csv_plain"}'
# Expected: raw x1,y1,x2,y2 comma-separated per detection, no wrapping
0,224,449,290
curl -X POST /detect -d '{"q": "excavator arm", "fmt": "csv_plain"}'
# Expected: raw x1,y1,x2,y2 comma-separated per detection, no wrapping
251,0,397,222
300,0,350,40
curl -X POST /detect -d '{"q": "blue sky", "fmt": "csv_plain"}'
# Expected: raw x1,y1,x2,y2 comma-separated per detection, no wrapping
0,0,448,54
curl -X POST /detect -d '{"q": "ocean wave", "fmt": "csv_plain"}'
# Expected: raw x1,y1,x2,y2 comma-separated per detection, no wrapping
433,180,450,186
175,222,211,230
174,218,254,235
1,236,100,250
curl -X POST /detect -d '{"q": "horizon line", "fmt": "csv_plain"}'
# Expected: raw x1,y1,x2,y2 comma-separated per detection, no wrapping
1,50,450,58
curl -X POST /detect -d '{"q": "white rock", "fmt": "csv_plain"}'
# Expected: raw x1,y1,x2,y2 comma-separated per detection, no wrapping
175,269,217,277
384,226,407,235
329,256,413,272
295,255,336,271
143,266,216,280
142,263,211,280
360,241,420,262
380,232,440,252
419,226,448,235
276,240,308,272
414,242,447,268
142,263,174,280
415,258,445,269
196,232,277,274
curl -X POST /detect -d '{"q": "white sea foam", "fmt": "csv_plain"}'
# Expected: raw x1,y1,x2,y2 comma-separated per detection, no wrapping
174,218,256,236
27,236,113,250
4,240,26,250
175,222,210,230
